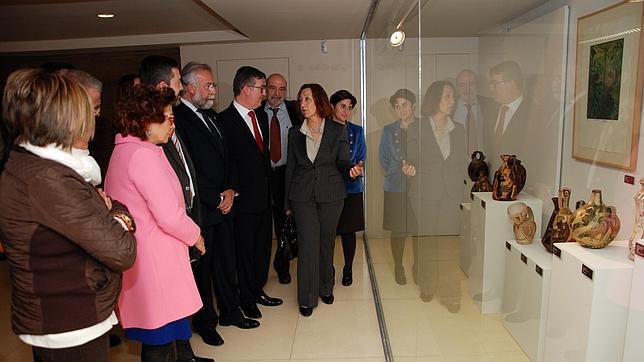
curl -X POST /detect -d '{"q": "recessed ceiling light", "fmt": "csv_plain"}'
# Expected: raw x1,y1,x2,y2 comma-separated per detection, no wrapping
390,29,406,47
97,13,115,19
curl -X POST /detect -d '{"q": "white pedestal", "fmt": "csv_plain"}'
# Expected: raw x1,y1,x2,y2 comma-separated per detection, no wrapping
468,192,542,314
544,241,633,362
463,178,474,203
624,241,644,362
459,202,472,276
503,240,552,362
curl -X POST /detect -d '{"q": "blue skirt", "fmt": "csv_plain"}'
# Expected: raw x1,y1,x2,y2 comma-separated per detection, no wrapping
125,318,191,345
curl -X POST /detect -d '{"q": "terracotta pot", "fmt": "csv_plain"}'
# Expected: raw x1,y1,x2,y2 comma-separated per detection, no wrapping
541,197,559,253
492,155,526,201
468,151,492,192
551,187,574,243
571,190,621,249
507,202,536,244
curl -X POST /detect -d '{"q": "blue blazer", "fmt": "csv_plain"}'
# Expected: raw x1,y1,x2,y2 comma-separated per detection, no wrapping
344,121,365,194
378,120,416,193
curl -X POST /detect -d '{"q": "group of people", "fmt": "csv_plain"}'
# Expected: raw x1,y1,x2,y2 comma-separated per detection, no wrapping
379,61,533,312
0,55,366,362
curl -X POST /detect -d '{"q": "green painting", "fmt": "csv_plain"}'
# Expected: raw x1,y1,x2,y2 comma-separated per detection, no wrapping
587,38,624,120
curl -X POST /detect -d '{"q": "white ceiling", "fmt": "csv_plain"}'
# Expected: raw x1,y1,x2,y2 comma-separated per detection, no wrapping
0,0,549,51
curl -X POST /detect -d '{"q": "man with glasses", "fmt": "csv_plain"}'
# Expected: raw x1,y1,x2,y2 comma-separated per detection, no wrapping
485,60,532,170
256,73,302,285
173,62,260,346
219,66,283,321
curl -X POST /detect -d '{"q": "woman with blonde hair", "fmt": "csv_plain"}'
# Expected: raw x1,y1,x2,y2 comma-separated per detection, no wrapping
0,68,136,362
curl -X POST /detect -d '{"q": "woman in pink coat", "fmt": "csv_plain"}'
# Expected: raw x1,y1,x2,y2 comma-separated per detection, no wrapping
105,85,206,361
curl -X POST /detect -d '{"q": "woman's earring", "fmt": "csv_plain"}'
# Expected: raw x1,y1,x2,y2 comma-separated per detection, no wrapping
145,129,151,137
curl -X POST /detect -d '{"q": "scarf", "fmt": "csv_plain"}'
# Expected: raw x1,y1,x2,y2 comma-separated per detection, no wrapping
19,142,102,186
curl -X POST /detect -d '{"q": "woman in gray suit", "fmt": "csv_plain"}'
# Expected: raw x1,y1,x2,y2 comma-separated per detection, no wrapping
284,84,363,317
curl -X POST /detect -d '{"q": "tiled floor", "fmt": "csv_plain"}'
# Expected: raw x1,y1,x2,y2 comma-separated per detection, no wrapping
0,235,528,361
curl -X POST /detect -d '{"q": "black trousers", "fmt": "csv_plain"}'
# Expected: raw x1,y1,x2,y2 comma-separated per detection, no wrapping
270,165,290,276
192,217,242,332
235,208,272,306
291,198,344,307
32,332,108,362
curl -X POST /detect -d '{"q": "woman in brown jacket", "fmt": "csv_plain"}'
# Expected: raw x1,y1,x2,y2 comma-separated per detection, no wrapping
0,68,137,362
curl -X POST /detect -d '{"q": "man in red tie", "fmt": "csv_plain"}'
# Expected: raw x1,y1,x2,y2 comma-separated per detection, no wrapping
256,73,302,285
218,66,283,321
485,60,532,171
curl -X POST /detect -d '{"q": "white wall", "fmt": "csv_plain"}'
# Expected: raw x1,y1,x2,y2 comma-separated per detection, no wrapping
525,0,644,241
180,39,361,113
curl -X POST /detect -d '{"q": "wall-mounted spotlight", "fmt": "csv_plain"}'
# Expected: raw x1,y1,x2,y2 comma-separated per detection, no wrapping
321,40,328,54
390,29,406,47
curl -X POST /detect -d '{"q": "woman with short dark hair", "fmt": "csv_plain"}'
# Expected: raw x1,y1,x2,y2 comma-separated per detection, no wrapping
0,68,136,362
106,84,206,361
330,90,365,287
284,84,363,317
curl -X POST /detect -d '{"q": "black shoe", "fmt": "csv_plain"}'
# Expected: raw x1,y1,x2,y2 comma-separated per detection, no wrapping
320,294,334,305
219,317,260,329
278,273,291,284
394,265,407,285
181,357,214,362
175,339,215,362
299,306,313,317
342,268,353,286
108,334,121,347
199,330,224,346
257,292,283,306
241,303,262,319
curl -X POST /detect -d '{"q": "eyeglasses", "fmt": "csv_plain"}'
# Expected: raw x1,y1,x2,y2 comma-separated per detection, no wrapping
338,104,354,111
93,106,101,117
247,85,266,92
489,79,511,88
204,82,217,91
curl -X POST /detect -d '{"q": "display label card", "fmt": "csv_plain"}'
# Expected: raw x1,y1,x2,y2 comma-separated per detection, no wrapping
505,241,511,251
636,242,644,258
581,264,593,280
535,265,543,276
553,245,562,258
521,254,527,264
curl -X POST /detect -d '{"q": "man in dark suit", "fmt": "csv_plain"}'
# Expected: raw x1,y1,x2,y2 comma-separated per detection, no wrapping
139,56,215,361
453,69,496,157
174,62,259,340
219,66,283,320
484,60,534,171
255,73,302,285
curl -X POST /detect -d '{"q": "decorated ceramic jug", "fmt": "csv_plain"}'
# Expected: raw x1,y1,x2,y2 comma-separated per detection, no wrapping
570,190,621,249
492,155,526,201
468,151,492,192
551,187,574,243
507,202,537,244
541,197,559,253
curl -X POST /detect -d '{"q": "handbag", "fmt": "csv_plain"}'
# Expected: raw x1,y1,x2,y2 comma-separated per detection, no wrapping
277,214,298,261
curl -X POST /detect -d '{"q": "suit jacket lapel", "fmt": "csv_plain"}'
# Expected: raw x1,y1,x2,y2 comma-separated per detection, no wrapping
314,119,336,165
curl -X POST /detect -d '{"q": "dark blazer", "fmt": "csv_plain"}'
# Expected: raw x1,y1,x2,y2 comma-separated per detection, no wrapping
284,119,354,210
162,133,201,226
218,102,271,214
483,97,534,170
173,101,230,227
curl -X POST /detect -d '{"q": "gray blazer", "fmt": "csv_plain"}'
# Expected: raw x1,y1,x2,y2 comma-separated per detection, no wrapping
284,119,354,209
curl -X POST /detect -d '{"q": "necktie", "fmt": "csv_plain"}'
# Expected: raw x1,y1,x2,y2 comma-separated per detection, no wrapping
466,103,477,154
171,133,193,201
495,105,510,143
197,109,221,138
270,108,281,163
248,110,264,153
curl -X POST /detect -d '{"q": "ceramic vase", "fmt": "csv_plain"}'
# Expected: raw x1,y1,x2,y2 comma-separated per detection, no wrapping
627,178,644,261
551,187,574,243
542,197,559,253
507,202,537,244
468,151,492,192
492,155,526,201
570,190,621,249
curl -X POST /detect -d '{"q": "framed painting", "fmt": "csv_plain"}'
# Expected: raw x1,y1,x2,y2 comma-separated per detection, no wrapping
572,0,644,170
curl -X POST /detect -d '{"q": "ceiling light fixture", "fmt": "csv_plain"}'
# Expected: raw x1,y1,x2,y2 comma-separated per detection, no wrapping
97,13,115,19
390,29,406,47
